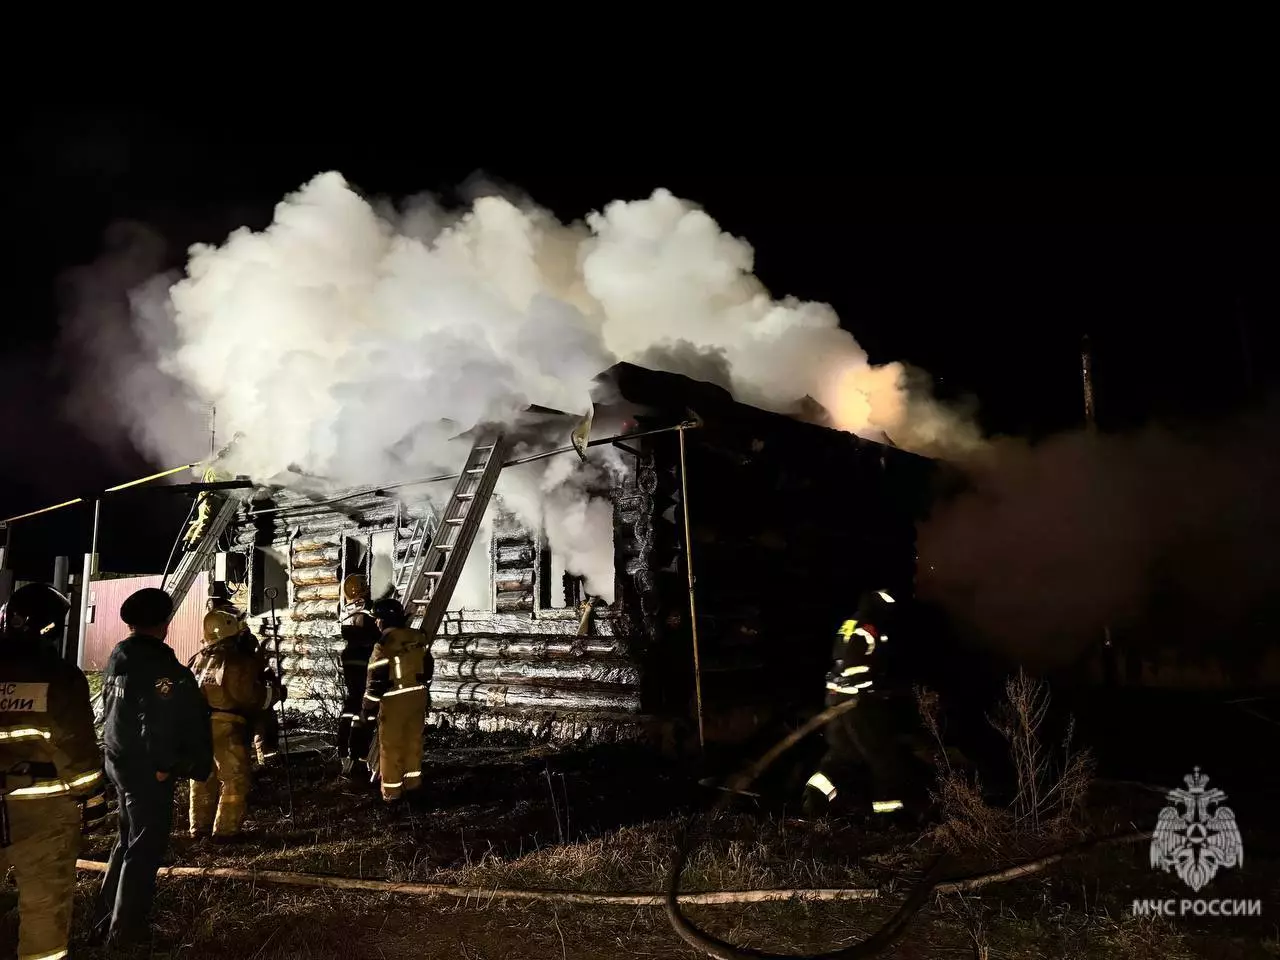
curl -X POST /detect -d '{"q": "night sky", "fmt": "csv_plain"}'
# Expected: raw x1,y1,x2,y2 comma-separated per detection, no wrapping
4,109,1277,584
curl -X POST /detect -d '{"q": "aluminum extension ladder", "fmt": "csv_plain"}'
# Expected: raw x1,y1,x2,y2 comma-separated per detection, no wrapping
392,511,436,598
162,491,245,619
401,429,510,636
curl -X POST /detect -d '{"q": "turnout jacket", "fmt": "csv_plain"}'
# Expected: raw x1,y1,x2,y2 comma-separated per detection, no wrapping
825,617,886,703
192,634,270,721
0,638,103,800
102,632,213,782
362,626,432,720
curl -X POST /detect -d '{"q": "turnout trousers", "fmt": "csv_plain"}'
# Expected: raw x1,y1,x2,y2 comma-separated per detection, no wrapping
96,759,176,943
337,678,374,779
190,715,251,836
803,696,910,818
0,793,81,960
377,688,427,801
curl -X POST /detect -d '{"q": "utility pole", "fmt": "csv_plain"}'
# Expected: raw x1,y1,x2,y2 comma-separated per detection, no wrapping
1081,335,1117,684
75,500,102,670
0,523,12,606
1081,335,1097,429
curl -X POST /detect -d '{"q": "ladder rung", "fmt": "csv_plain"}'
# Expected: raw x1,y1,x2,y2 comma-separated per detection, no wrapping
465,468,485,474
445,518,464,525
475,444,495,451
457,494,475,501
435,543,453,550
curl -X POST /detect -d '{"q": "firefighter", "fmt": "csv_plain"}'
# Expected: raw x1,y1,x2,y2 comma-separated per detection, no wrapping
362,597,431,803
337,574,380,780
802,588,916,820
189,608,269,839
95,588,213,948
253,651,284,767
207,596,282,767
0,583,104,960
181,465,225,551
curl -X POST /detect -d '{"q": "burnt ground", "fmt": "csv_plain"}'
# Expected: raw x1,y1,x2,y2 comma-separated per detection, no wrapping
4,702,1280,959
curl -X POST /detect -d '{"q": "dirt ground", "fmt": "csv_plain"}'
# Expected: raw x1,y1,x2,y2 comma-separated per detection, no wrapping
5,728,1280,958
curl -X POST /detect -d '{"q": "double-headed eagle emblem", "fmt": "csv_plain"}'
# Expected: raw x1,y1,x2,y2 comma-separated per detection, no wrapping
1150,768,1243,892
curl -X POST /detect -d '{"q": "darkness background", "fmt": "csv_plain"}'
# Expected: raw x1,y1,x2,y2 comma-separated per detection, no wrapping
3,109,1277,581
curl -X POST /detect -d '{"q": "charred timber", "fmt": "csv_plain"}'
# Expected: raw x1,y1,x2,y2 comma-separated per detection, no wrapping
495,590,535,612
433,657,641,686
292,567,339,586
430,680,642,713
293,546,341,567
494,542,535,567
431,636,626,659
295,583,340,602
494,570,534,592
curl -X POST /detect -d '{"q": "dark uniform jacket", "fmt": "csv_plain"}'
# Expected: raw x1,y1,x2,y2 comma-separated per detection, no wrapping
340,611,380,709
0,638,103,799
102,632,213,782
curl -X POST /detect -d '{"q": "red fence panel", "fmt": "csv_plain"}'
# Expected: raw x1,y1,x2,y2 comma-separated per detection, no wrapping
82,575,208,671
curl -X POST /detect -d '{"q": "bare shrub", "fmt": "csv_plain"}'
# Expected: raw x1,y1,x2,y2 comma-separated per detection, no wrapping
918,670,1094,853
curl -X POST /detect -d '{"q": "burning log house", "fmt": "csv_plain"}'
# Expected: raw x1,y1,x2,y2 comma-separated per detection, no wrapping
203,363,935,751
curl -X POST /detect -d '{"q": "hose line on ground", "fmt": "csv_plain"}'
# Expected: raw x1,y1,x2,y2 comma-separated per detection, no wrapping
75,832,1147,907
663,700,1148,960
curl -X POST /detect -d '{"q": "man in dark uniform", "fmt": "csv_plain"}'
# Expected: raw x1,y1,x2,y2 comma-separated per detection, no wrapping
337,574,380,781
802,588,920,820
94,587,213,949
0,583,105,960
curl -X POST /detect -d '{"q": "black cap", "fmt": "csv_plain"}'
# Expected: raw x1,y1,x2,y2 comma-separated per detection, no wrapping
121,587,174,628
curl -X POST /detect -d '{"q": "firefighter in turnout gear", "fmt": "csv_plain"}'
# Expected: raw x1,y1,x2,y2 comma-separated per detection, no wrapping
208,596,282,767
189,608,269,838
181,465,226,551
363,597,431,802
252,649,283,767
338,574,379,780
96,588,213,948
803,588,914,820
0,583,104,960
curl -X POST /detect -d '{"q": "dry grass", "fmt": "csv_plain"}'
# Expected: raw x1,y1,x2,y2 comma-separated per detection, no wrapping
919,671,1095,856
22,683,1274,959
433,814,886,894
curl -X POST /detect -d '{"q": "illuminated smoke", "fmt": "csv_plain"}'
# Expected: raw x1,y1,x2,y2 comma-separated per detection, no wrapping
77,172,977,594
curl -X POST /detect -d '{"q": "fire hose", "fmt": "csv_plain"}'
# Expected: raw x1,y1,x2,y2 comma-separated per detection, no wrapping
664,699,1146,960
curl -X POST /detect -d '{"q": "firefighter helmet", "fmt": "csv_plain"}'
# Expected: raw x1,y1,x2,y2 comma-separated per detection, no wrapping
203,608,244,644
0,583,71,640
855,588,898,633
342,574,370,604
371,596,407,629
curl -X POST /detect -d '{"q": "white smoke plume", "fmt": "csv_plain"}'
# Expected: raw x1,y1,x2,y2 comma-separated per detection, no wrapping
95,172,974,593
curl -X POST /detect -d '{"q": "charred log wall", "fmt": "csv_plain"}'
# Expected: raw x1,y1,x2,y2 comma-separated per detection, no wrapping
624,407,932,745
233,490,400,720
234,487,652,743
